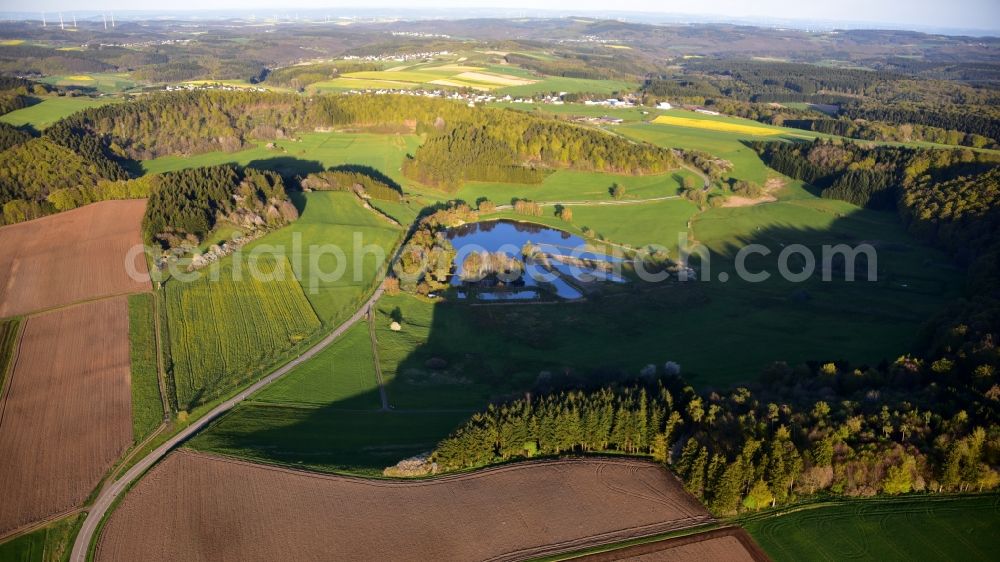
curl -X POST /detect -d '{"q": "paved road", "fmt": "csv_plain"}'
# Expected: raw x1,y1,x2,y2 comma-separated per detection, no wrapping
69,286,385,562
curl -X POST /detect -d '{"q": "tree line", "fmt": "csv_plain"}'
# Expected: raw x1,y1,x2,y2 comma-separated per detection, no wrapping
300,166,403,202
433,354,999,516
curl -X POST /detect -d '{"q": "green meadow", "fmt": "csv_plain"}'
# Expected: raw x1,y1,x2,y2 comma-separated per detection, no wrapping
187,405,470,475
141,131,420,186
241,191,403,325
39,72,138,93
0,96,115,129
498,76,637,96
450,169,697,204
0,514,82,562
744,495,1000,562
254,322,381,410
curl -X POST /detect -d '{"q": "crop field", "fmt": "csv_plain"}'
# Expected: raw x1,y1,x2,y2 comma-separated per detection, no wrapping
617,122,802,185
0,317,20,388
0,298,132,535
309,64,537,92
140,131,419,186
0,514,82,562
241,192,403,324
96,452,712,561
744,495,1000,561
450,169,697,204
575,528,769,562
497,76,637,96
0,96,115,129
652,113,784,136
38,73,138,93
163,254,321,411
0,199,151,317
128,293,162,442
253,322,380,409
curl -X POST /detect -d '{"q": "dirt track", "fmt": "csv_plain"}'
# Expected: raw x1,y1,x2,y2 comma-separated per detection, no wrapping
96,452,712,562
0,298,132,535
0,199,150,317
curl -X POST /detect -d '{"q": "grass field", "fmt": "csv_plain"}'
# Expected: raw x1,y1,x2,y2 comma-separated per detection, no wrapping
471,197,698,255
744,495,1000,561
188,407,470,475
616,122,790,185
164,254,322,411
652,113,784,136
0,317,20,391
0,96,114,130
127,293,162,443
38,73,138,93
497,76,636,96
253,322,381,410
140,131,419,187
241,191,403,324
0,514,82,562
449,169,697,204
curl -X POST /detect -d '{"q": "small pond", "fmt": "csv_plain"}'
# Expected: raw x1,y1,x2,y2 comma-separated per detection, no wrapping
445,220,625,301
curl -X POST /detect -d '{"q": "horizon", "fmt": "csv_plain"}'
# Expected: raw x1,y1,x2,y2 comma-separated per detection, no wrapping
2,4,999,37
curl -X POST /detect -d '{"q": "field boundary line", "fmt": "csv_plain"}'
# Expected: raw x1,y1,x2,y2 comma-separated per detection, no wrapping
552,526,771,562
16,290,148,322
0,316,25,431
0,508,83,543
150,292,170,420
70,227,414,562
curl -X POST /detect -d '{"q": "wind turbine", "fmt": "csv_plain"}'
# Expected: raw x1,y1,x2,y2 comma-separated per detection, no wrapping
59,12,64,31
42,12,46,27
103,13,107,30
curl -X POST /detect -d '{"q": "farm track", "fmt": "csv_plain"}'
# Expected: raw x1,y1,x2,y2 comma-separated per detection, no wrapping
69,233,411,562
367,306,391,411
151,293,170,420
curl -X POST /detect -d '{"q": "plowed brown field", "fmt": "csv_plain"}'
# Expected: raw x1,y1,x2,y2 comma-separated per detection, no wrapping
0,199,150,318
0,298,133,535
574,527,770,561
96,452,713,562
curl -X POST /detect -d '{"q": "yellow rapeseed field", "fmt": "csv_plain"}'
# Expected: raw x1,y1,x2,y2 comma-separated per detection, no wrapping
652,114,782,136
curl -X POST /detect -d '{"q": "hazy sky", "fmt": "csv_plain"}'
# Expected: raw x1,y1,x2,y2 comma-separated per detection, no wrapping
10,0,1000,33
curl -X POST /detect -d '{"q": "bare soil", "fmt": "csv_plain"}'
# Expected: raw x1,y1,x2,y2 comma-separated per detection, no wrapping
0,298,133,535
96,452,713,562
573,527,771,561
0,200,150,317
722,178,786,208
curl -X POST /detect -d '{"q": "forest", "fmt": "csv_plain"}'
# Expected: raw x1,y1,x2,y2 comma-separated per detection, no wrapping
644,59,1000,147
142,165,297,247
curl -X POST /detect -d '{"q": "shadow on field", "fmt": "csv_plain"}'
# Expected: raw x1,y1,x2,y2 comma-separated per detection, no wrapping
189,206,963,474
246,156,324,181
